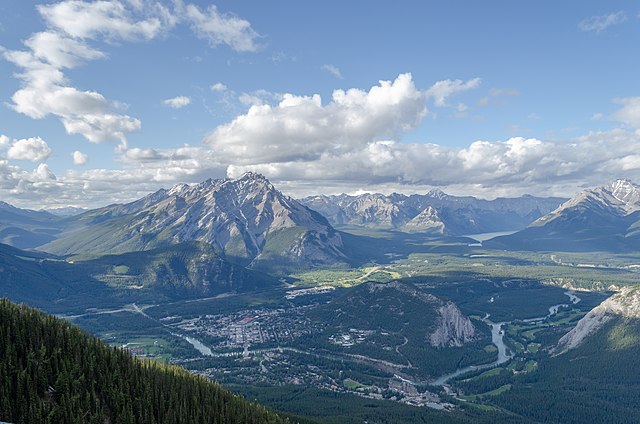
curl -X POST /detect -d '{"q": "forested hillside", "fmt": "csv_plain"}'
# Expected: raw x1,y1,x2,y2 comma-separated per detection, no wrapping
0,298,287,424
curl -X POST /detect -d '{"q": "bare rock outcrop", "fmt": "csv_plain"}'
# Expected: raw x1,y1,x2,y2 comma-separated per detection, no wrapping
430,302,476,348
553,286,640,355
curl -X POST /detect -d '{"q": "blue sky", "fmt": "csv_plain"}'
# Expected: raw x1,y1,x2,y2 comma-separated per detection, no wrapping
1,0,640,208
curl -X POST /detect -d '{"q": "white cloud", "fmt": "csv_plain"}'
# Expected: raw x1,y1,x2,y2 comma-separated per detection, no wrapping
122,147,163,161
322,64,343,79
37,0,169,41
426,78,481,107
7,137,52,162
211,82,228,92
163,95,191,108
206,73,428,164
61,113,141,145
182,3,260,52
225,129,640,198
25,31,105,69
612,97,640,128
0,135,9,148
3,1,259,148
72,150,88,165
3,25,142,147
579,11,627,33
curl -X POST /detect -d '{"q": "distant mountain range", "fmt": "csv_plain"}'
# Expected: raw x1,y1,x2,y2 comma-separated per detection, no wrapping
488,179,640,251
3,175,639,267
0,200,64,248
300,191,565,235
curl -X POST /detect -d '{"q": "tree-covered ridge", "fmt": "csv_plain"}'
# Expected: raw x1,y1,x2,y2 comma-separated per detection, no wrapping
0,298,288,424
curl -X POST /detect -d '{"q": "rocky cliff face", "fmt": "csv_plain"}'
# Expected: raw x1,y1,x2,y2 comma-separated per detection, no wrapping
429,302,477,348
553,286,640,355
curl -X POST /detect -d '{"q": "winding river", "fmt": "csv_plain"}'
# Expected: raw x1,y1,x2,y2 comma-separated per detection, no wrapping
430,290,581,385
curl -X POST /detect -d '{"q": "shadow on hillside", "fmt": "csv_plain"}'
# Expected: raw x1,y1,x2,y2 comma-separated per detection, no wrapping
339,230,476,267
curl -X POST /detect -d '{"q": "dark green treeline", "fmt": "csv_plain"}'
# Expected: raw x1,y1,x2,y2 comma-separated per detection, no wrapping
0,298,288,424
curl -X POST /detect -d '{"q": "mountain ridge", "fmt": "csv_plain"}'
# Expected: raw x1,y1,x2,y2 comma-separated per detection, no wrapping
300,191,564,235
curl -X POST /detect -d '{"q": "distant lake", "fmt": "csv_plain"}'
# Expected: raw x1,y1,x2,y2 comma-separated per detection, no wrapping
462,231,517,243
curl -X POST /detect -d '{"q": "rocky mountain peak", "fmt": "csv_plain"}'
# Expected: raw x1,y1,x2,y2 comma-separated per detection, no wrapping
402,206,446,234
426,188,448,199
605,178,640,206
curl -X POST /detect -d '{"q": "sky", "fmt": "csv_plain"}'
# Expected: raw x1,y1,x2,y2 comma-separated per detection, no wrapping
1,0,640,209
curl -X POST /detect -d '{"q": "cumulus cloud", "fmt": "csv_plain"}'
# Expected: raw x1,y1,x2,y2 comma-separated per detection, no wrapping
61,113,141,145
322,64,343,79
426,78,481,107
207,73,428,163
7,137,52,162
612,97,640,128
72,150,88,165
579,11,627,33
122,147,163,161
181,2,260,52
163,95,191,108
224,129,640,198
210,82,228,92
0,135,9,148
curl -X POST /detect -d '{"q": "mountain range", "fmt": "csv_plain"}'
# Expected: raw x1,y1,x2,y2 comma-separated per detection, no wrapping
488,179,640,251
2,175,639,270
300,191,565,235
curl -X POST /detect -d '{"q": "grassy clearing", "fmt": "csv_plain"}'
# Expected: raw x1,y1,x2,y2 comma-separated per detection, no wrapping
462,384,513,402
463,367,503,382
291,266,400,287
523,360,538,373
343,378,367,390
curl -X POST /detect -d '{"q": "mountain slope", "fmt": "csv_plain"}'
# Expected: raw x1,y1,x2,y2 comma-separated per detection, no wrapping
300,191,563,235
488,179,640,251
0,242,280,313
75,241,280,297
0,298,287,423
41,172,346,269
